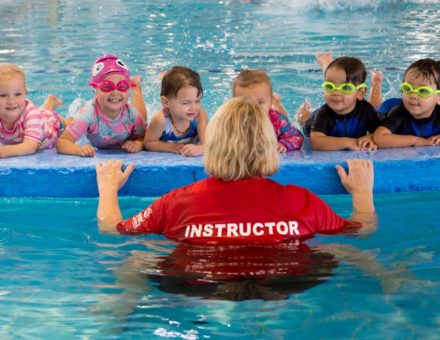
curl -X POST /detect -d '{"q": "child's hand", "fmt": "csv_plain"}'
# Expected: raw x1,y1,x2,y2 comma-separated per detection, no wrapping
414,137,434,147
277,143,287,153
428,134,440,145
347,139,361,151
179,144,203,157
79,145,97,157
357,135,377,151
122,140,143,153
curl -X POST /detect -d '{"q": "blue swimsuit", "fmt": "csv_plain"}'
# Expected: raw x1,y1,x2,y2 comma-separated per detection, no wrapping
160,112,198,144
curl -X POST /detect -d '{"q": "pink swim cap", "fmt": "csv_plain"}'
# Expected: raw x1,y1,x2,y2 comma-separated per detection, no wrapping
89,54,130,85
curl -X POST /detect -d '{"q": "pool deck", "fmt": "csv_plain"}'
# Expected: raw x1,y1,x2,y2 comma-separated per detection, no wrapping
1,141,440,197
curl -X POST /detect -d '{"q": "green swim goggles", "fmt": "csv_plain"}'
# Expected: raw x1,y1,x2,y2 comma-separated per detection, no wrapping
322,81,367,95
399,82,440,98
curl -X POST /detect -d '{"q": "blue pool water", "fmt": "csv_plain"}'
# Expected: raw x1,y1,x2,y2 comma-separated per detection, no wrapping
1,192,439,338
1,0,440,338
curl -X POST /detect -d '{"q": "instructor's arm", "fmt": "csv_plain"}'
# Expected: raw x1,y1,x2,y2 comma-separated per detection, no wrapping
96,160,136,233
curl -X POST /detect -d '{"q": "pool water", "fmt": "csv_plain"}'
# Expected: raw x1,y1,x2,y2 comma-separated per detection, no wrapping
1,0,440,338
0,192,439,338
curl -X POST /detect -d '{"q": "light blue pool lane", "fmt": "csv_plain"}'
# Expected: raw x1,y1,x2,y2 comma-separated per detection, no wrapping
1,142,440,197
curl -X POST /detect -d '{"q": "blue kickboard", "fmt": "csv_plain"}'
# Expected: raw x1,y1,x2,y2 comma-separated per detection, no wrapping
1,141,439,197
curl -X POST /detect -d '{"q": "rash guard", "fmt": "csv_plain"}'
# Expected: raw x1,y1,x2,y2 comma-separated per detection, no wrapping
117,177,357,244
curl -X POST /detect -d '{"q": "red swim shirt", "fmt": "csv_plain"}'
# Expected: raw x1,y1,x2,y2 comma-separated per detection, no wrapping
117,177,357,244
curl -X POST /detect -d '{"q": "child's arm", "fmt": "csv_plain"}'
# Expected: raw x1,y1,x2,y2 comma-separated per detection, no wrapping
130,75,147,121
271,111,304,152
0,139,39,158
373,126,433,148
56,130,96,157
122,104,147,154
180,108,208,157
143,112,184,154
310,131,360,151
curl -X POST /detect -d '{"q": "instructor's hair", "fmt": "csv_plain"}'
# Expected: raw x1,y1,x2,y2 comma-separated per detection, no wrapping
204,96,279,181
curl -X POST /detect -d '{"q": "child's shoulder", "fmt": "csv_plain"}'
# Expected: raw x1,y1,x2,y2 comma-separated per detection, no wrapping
149,110,167,126
354,99,378,115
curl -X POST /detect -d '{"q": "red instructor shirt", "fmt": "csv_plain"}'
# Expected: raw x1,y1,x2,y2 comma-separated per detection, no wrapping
117,177,353,244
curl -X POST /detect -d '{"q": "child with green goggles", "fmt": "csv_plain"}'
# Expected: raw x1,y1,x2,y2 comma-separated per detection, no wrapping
307,56,381,151
374,58,440,148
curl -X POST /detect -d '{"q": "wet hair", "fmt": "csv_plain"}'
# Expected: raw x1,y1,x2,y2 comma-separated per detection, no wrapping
160,66,203,98
325,56,367,84
403,58,440,89
204,96,279,181
0,63,25,82
232,69,272,96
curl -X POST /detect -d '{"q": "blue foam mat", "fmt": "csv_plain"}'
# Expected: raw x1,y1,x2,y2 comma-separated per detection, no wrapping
1,141,439,197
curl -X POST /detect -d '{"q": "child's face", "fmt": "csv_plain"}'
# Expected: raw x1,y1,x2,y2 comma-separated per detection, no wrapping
95,74,130,117
0,76,27,126
402,69,440,119
234,83,272,115
323,66,364,115
162,85,201,122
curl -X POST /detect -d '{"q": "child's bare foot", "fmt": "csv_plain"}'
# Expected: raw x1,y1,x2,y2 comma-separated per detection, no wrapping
43,94,64,111
316,52,333,72
369,70,383,109
59,116,74,128
296,100,311,127
130,75,142,87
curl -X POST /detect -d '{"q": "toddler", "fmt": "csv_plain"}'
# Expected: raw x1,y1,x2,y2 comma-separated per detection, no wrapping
56,54,147,157
0,63,63,158
309,56,380,151
373,58,440,148
144,66,207,157
232,69,303,152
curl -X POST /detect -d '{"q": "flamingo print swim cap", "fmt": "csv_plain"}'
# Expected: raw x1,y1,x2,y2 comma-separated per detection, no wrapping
89,54,130,85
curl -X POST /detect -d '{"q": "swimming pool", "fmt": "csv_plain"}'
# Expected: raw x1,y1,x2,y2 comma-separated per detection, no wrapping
1,192,439,338
1,0,440,337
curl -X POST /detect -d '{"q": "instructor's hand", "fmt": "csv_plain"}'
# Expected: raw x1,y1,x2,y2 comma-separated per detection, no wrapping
96,160,136,193
336,159,373,194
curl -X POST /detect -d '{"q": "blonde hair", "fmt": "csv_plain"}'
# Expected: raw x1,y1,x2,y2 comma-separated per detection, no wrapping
204,96,280,181
0,63,25,82
232,69,272,96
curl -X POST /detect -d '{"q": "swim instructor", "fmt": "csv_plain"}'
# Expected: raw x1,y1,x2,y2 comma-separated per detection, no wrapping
96,96,375,244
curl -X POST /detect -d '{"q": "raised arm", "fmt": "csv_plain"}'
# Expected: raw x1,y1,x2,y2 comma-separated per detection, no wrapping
96,160,136,233
336,159,376,232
